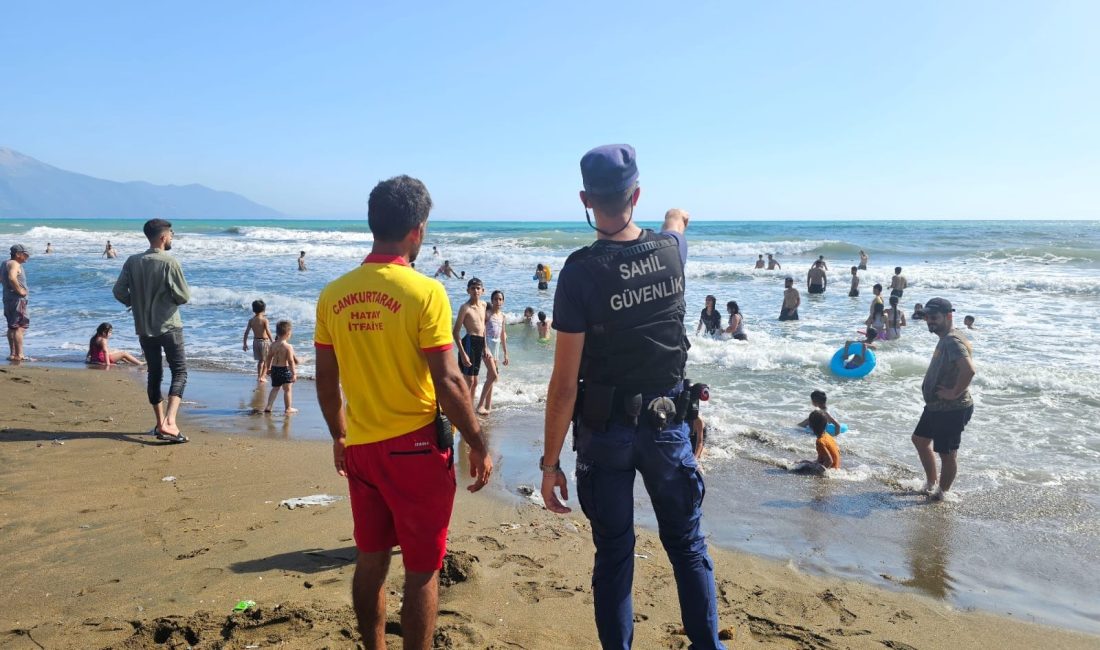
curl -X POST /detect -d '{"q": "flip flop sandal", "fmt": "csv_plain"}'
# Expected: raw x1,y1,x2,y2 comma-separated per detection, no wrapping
155,430,189,444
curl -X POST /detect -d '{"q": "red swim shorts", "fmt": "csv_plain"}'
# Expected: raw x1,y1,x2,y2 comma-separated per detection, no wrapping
344,423,456,573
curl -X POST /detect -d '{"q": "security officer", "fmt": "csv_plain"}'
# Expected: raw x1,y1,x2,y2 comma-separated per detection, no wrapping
540,144,724,649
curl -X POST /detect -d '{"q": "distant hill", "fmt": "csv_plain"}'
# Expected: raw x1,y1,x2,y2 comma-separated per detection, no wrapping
0,148,282,219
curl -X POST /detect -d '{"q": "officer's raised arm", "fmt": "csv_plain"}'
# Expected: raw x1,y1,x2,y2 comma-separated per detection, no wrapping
662,208,690,234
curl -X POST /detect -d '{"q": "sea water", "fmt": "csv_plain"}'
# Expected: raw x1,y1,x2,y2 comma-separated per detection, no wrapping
5,218,1100,631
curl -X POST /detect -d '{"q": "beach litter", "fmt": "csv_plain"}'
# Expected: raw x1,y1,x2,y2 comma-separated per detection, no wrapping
52,438,66,445
233,600,256,612
279,494,342,510
161,476,176,482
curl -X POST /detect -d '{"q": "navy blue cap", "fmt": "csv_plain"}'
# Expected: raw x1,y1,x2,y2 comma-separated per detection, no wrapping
580,144,639,195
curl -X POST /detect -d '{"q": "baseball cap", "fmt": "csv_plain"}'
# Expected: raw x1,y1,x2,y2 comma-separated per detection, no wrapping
10,244,29,256
580,144,639,195
918,298,954,316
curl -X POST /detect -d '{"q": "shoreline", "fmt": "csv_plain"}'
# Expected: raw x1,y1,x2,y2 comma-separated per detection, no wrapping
2,364,1099,648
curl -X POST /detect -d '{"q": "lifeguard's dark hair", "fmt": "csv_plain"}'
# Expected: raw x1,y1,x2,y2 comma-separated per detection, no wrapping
368,175,433,242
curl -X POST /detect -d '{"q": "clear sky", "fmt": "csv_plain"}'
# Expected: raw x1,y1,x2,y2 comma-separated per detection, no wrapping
2,1,1098,220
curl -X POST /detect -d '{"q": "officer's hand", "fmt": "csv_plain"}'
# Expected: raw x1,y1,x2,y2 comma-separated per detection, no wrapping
467,445,492,492
662,208,690,234
541,470,571,514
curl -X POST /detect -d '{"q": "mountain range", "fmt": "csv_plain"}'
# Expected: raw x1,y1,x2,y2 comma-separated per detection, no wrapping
0,148,282,219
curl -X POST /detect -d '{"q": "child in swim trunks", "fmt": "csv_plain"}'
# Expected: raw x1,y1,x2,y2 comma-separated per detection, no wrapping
453,277,488,405
477,289,509,415
841,331,877,369
262,319,298,415
243,299,273,382
86,322,143,366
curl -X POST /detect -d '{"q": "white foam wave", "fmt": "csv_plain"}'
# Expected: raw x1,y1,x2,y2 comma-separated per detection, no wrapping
235,226,374,243
688,239,843,258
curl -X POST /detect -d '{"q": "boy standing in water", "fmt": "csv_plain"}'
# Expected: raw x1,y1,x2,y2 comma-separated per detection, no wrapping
779,276,800,320
849,266,860,297
453,277,487,404
797,390,842,434
262,320,298,414
243,299,273,382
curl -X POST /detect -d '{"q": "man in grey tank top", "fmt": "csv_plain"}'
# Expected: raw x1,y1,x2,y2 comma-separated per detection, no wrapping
2,244,31,360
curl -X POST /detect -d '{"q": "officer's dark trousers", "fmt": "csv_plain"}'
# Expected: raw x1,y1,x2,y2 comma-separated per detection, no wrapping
139,329,188,405
576,413,724,650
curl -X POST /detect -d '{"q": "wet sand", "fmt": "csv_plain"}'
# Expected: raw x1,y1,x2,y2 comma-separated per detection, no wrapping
2,364,1098,649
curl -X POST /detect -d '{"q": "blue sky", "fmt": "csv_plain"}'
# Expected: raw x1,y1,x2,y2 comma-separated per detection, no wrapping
2,1,1098,220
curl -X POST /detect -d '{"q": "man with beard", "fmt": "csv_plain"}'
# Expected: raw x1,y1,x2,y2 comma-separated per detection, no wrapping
314,175,492,648
912,298,976,501
113,219,191,442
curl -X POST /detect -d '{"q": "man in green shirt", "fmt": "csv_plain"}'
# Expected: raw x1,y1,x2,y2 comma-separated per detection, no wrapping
112,219,191,443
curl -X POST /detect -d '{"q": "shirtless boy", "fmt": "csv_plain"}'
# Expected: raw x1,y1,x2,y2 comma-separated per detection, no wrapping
243,299,273,382
807,261,827,294
849,266,860,297
767,253,782,270
890,266,908,299
779,276,800,320
262,319,298,414
435,260,459,280
453,277,487,403
754,255,765,269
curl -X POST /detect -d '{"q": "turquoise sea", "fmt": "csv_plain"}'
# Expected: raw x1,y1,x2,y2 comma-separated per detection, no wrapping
4,217,1099,633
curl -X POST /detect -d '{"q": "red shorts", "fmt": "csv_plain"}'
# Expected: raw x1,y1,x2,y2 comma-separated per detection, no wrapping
344,423,456,573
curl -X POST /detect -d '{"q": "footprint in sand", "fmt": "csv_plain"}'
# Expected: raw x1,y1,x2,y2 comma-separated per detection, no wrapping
818,589,858,625
476,535,505,551
513,581,575,604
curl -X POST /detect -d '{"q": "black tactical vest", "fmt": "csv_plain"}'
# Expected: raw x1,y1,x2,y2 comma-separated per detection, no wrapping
564,229,689,393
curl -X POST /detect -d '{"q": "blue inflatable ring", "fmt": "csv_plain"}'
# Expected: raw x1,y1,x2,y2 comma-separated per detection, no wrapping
830,343,876,378
806,422,849,435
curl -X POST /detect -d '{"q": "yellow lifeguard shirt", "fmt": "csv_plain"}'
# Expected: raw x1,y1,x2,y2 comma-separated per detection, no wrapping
314,254,454,446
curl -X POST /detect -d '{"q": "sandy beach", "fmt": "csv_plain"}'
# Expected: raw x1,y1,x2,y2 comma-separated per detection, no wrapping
1,365,1097,649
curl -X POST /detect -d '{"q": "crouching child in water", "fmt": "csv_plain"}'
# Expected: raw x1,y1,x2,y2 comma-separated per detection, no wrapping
262,320,298,414
794,410,841,475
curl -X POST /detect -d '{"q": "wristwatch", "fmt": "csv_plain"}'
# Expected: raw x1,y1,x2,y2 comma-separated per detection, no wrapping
539,456,562,474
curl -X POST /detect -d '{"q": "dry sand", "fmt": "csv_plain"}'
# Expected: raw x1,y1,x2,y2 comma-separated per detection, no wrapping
1,365,1096,649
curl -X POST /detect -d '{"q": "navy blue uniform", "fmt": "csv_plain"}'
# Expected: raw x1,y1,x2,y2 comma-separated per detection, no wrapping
554,229,724,650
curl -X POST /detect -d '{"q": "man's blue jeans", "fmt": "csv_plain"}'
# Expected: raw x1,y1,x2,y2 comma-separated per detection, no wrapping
575,410,724,649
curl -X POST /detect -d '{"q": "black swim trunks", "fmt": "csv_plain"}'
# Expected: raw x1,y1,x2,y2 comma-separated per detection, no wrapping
808,284,825,294
913,405,973,453
779,308,799,321
890,288,904,299
537,281,548,290
270,365,294,387
849,290,859,297
461,334,485,377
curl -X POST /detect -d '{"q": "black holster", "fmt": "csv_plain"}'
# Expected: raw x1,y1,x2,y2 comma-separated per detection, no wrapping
435,408,455,468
